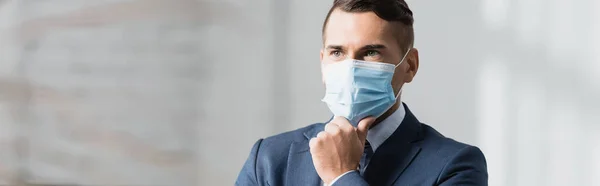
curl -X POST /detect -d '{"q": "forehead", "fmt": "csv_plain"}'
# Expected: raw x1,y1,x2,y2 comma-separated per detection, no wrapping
323,9,399,48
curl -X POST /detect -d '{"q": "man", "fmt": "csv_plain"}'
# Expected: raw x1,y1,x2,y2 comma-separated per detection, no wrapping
236,0,488,185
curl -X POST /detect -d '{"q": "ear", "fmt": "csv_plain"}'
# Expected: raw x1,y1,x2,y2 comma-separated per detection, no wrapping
403,48,419,83
320,49,324,62
320,49,326,84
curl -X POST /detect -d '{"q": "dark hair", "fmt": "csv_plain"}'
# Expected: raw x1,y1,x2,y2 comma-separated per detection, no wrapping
322,0,414,51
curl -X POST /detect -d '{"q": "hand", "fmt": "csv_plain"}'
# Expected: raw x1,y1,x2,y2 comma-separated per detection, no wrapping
309,116,376,185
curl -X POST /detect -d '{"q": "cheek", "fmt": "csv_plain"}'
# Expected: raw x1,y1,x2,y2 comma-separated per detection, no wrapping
391,69,405,90
321,68,326,83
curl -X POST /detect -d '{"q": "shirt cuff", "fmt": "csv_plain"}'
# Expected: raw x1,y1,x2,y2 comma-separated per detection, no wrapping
326,170,357,186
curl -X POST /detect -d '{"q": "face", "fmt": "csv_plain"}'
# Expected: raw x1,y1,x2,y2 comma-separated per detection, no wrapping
321,8,419,101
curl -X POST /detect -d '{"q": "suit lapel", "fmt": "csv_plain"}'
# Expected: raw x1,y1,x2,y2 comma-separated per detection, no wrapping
285,124,325,186
364,103,424,186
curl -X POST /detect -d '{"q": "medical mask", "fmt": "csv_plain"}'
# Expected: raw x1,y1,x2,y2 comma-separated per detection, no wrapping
321,49,410,126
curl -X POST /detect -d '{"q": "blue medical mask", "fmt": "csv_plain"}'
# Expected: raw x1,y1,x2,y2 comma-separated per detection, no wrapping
321,49,411,126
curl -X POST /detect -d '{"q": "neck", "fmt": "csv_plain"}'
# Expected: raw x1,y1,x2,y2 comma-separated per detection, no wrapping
372,100,401,128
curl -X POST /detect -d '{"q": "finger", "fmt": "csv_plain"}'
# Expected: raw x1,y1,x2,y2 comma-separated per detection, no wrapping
309,137,318,149
309,138,316,147
332,116,354,132
356,117,376,144
324,123,341,135
316,131,328,139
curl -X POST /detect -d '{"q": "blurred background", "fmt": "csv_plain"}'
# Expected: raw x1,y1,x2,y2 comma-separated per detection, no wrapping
0,0,599,185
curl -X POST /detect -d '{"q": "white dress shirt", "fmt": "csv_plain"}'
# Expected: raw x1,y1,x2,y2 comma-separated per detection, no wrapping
322,104,406,186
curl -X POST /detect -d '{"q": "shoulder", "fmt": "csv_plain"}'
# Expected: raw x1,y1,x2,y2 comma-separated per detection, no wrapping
418,124,483,157
417,124,488,181
237,123,325,184
253,123,324,159
260,122,324,148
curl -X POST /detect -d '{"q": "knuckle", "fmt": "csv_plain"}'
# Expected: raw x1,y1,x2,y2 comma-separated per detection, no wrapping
325,123,341,134
337,120,350,127
325,123,335,130
344,125,356,132
309,138,317,148
317,131,327,139
338,125,352,133
330,127,341,135
339,123,352,130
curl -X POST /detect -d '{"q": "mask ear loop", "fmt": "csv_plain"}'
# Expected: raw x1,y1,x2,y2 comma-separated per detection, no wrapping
393,48,411,100
394,88,402,100
395,48,412,68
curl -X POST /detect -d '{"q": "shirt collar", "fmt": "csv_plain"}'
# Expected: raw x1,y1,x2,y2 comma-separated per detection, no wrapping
366,103,406,152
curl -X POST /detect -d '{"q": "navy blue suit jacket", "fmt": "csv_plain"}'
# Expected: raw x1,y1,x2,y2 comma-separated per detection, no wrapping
236,104,488,186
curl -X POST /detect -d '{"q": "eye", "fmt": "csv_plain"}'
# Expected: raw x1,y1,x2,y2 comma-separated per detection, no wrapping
364,50,382,60
331,50,342,57
365,50,380,57
329,50,344,60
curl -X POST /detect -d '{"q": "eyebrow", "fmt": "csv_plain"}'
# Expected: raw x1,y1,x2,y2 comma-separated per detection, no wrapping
325,45,343,50
361,44,386,50
325,44,387,50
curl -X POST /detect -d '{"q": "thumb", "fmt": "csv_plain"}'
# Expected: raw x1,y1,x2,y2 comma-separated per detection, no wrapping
356,117,376,144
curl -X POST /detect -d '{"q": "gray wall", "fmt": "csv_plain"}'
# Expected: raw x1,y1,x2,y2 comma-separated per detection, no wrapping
1,0,599,185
